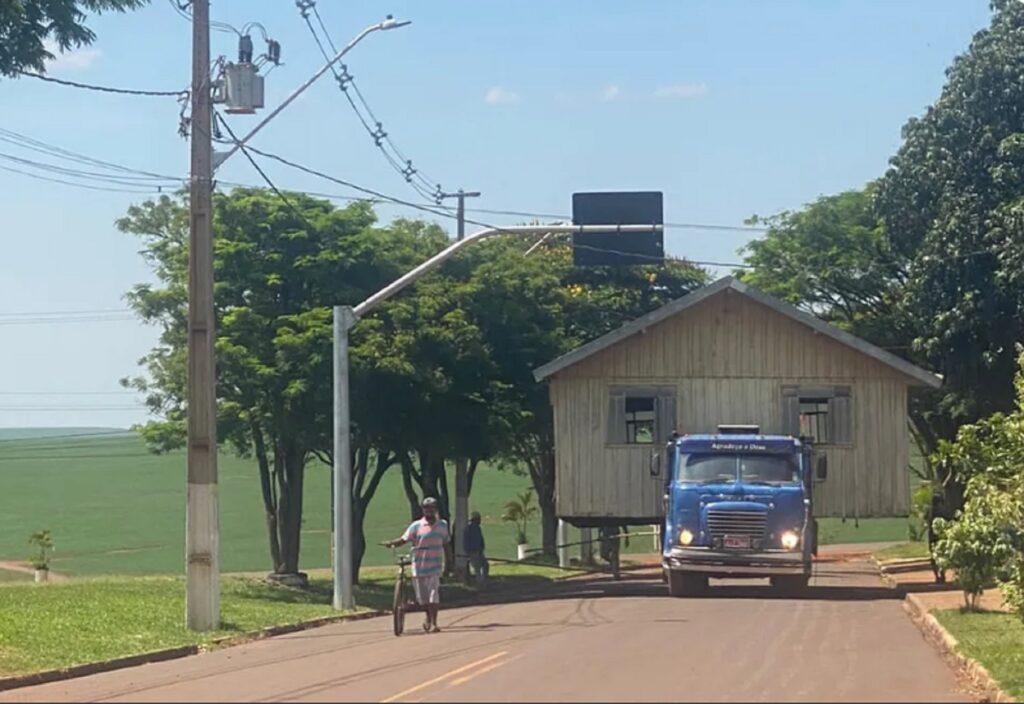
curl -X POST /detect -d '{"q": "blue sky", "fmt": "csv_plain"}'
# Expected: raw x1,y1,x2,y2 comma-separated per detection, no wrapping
0,0,994,428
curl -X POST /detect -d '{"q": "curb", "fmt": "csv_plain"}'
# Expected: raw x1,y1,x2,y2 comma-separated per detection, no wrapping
902,593,1013,703
0,609,386,694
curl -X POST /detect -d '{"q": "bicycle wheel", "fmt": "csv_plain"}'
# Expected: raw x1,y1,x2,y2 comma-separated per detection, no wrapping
392,577,406,636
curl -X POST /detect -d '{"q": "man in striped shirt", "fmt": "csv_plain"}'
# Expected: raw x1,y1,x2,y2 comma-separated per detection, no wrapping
386,497,452,633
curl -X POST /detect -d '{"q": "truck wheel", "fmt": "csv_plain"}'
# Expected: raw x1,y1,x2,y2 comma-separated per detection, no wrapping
770,575,809,593
668,572,708,597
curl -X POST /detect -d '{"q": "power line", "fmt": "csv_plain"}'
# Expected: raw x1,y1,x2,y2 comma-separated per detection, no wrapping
241,144,457,221
0,391,135,396
0,407,143,411
0,165,167,195
0,151,181,188
166,0,243,36
215,113,318,232
0,128,176,180
296,0,443,203
0,307,129,317
0,125,763,237
16,71,188,98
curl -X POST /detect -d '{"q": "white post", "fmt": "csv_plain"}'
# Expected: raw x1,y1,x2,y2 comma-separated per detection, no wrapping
333,306,356,610
580,528,594,565
557,520,569,568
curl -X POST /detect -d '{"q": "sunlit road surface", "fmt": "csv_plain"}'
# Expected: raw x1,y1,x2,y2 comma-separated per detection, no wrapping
0,558,966,703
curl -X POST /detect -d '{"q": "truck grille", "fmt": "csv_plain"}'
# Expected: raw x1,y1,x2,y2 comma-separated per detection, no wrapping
707,509,767,540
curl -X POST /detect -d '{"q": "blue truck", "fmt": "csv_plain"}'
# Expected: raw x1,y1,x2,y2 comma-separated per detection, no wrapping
655,424,827,596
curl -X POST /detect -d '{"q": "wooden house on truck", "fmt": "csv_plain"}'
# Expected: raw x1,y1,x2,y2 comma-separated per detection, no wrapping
532,276,942,528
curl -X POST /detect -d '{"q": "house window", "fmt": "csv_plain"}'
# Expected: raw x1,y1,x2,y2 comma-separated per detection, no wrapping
625,396,655,444
607,385,677,446
782,386,852,446
799,398,831,444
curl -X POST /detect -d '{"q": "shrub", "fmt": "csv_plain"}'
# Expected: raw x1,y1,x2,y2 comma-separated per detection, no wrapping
27,530,53,571
934,478,1016,611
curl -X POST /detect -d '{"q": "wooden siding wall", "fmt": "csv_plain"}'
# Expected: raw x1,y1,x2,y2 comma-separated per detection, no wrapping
550,290,913,520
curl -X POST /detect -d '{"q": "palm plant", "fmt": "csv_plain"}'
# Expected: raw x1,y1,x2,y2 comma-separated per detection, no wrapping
502,489,538,545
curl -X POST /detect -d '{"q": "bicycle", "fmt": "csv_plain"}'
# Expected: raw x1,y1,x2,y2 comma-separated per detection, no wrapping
385,545,423,636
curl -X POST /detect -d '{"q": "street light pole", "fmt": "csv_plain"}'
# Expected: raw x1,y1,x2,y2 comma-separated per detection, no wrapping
438,189,480,581
332,223,662,609
186,0,219,632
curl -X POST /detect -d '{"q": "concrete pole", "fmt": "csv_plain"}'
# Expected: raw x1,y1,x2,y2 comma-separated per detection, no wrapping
440,189,480,582
333,306,356,610
185,0,220,632
557,520,569,568
580,528,594,565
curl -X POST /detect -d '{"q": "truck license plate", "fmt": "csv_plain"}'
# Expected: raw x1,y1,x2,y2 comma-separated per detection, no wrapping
723,535,751,550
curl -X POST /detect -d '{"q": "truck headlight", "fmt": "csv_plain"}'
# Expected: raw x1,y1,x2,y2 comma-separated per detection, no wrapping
678,529,694,546
780,530,800,550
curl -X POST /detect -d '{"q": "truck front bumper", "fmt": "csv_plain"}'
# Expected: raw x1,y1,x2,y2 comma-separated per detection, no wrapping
663,547,808,577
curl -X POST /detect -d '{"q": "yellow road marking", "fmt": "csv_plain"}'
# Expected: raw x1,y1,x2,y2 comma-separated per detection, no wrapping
448,654,522,687
381,651,508,703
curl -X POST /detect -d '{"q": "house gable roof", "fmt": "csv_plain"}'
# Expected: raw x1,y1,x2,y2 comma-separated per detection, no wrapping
532,276,942,388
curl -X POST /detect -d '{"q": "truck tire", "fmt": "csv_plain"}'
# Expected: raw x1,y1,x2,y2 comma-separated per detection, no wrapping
667,571,708,597
770,575,809,593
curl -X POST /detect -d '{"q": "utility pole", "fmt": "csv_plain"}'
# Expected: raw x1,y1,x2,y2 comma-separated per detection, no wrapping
439,188,480,581
186,0,220,632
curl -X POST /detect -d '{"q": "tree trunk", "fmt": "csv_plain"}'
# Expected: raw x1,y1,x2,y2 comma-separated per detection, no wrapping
252,425,283,572
400,453,421,520
275,444,306,575
529,448,557,556
351,501,367,585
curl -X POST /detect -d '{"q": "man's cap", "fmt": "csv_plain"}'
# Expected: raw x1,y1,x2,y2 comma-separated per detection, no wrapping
421,497,438,508
470,511,481,521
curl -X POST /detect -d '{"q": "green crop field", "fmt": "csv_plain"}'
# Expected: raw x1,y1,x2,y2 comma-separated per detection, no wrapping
0,431,541,577
0,430,916,577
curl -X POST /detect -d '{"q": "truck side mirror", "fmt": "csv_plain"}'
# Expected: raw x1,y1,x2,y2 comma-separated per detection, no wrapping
650,451,662,477
815,456,828,481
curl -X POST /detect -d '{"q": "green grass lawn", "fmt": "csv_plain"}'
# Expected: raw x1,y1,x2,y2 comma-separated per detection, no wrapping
933,610,1024,700
0,564,570,676
873,542,930,562
817,517,912,545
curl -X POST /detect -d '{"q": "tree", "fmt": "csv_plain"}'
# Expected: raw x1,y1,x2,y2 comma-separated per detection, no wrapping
120,189,444,580
738,188,949,469
1,0,147,77
876,0,1024,436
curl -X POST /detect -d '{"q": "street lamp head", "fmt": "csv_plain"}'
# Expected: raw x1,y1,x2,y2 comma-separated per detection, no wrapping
380,15,411,30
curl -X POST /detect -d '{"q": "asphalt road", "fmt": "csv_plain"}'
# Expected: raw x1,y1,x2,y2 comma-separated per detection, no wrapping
0,559,966,703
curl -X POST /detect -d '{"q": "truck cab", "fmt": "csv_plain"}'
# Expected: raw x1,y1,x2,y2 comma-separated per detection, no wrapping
655,424,826,596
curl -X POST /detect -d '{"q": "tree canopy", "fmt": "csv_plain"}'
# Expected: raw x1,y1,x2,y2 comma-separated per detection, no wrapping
0,0,146,77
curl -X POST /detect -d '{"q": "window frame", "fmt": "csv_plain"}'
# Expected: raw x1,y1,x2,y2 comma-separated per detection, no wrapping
781,385,853,448
606,384,677,447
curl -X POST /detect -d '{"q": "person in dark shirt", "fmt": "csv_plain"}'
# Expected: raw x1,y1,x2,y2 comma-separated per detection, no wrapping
464,511,489,586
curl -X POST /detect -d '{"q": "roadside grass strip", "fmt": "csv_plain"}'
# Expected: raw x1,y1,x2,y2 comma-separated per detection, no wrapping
873,542,930,563
932,609,1024,701
0,564,572,677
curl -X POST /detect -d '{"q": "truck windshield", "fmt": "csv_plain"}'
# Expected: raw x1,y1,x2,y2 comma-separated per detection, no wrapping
679,453,801,485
